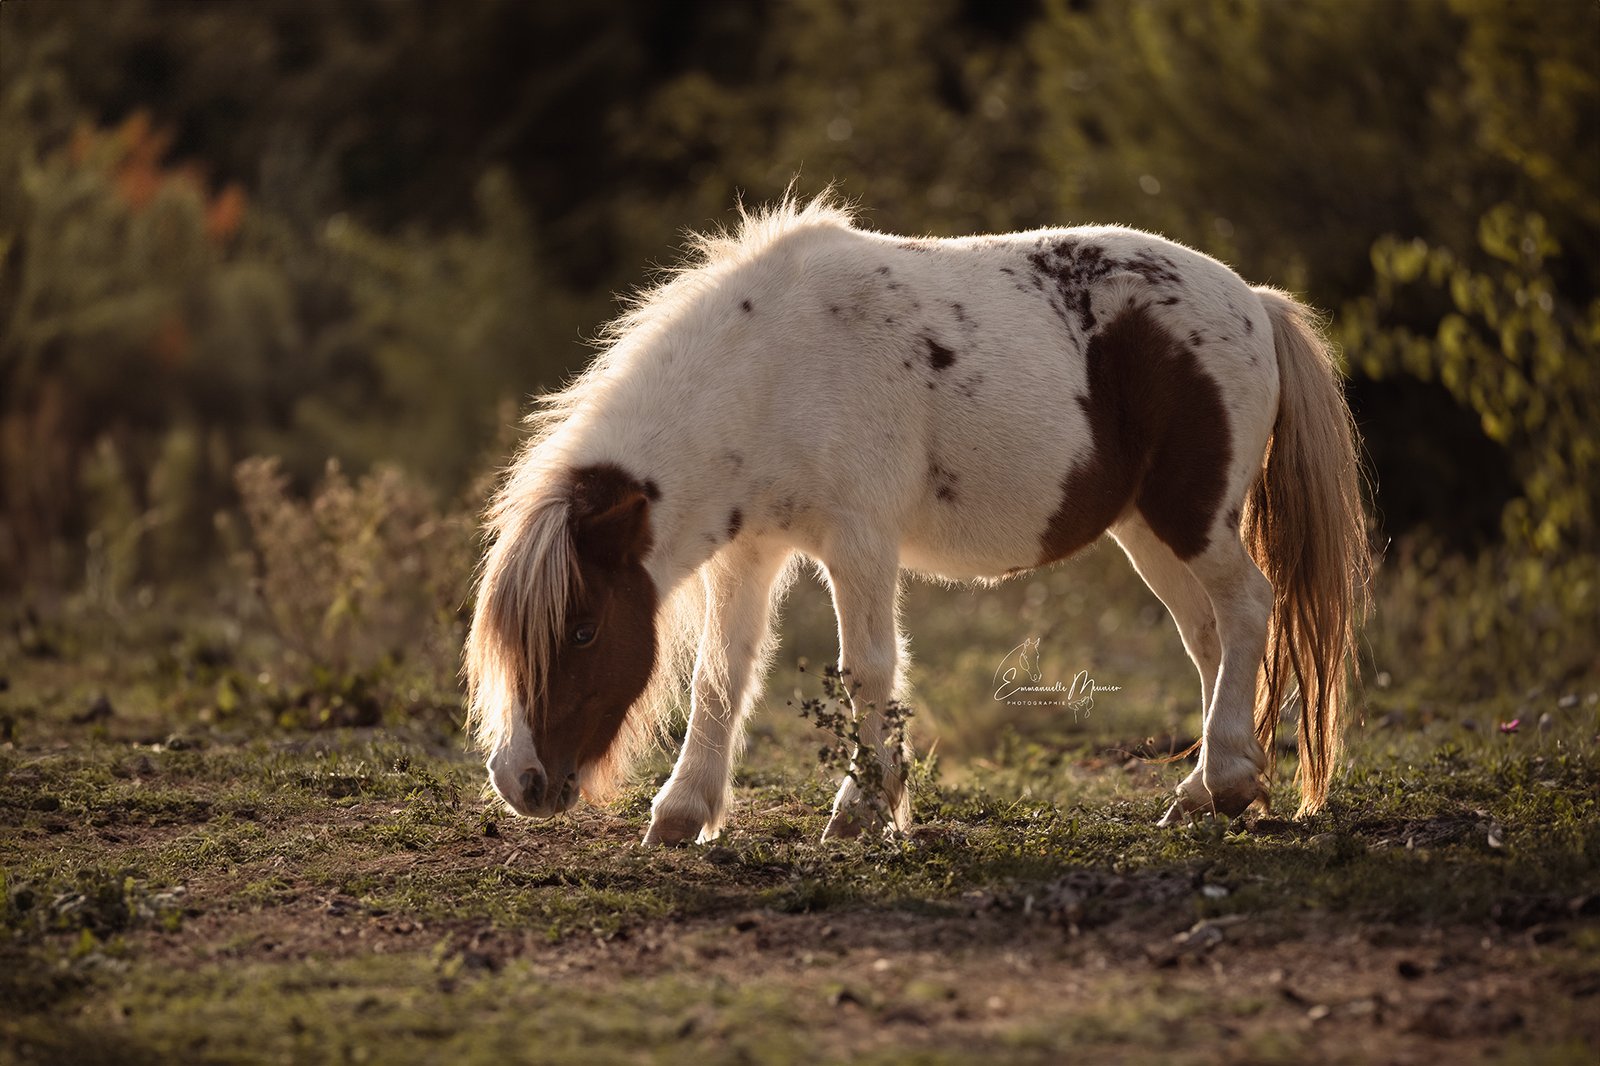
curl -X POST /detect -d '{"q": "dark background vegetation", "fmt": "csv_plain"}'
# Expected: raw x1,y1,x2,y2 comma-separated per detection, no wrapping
1,0,1596,720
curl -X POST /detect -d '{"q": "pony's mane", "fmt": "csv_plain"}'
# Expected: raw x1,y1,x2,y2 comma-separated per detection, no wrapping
525,190,857,442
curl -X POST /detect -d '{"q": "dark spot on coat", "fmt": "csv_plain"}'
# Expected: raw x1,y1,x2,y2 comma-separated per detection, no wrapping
999,266,1016,276
875,265,891,275
774,496,797,530
950,302,967,323
929,461,959,503
1188,330,1203,347
1225,506,1241,530
726,508,743,540
1027,238,1190,334
1159,295,1181,306
741,299,752,313
642,478,662,502
957,372,985,400
1243,315,1254,334
1027,239,1106,332
1037,305,1232,564
925,336,956,370
828,304,841,317
902,359,914,369
1123,253,1182,287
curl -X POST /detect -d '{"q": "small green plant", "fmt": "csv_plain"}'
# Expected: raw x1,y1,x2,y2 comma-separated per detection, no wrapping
4,866,184,942
792,663,914,825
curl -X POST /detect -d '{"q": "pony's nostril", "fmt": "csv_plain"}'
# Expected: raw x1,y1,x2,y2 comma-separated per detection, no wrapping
518,766,548,809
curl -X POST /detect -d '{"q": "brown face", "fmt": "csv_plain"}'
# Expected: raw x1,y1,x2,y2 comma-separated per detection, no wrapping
531,465,659,807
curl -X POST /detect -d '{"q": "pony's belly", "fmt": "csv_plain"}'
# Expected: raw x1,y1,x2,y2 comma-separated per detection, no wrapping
896,501,1057,581
898,544,1023,582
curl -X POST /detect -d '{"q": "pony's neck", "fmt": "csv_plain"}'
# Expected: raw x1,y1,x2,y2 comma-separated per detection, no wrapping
559,346,758,598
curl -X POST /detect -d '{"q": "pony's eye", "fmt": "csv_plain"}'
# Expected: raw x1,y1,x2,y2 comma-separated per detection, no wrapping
571,622,598,646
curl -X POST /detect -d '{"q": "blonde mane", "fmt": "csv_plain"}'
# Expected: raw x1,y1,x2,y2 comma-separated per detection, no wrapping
463,457,579,753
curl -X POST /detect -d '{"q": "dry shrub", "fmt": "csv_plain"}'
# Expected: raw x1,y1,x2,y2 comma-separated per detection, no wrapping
233,456,477,727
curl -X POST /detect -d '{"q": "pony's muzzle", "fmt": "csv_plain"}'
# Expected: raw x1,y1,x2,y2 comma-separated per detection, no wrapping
488,746,582,817
517,765,549,811
489,747,551,817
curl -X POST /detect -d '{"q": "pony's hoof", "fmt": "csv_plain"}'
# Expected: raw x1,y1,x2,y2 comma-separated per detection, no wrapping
642,815,705,846
821,808,868,841
1156,800,1190,828
1156,775,1266,827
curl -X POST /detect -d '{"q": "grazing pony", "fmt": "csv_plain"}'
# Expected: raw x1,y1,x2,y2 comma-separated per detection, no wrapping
466,196,1369,843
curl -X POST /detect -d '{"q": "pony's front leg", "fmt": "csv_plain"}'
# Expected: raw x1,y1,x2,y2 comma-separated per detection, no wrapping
819,544,912,841
644,540,789,846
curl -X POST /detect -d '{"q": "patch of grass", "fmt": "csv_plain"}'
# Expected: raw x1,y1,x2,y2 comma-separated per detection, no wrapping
2,560,1598,1064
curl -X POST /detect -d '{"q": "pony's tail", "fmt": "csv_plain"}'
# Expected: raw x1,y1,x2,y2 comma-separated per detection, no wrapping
1245,288,1372,817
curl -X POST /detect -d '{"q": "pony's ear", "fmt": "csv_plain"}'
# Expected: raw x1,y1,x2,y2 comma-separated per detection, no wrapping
569,465,654,567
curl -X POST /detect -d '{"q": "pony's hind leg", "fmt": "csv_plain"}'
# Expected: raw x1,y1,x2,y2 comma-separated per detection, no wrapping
643,539,791,846
1111,516,1222,719
818,540,912,841
1158,522,1273,825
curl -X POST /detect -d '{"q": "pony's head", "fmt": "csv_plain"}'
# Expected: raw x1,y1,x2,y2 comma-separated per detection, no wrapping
465,462,664,817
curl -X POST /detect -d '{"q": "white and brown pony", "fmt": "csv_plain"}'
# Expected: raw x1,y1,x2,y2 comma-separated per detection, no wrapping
465,196,1369,843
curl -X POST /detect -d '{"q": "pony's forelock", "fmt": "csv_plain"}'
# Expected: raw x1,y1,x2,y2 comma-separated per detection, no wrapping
463,453,581,754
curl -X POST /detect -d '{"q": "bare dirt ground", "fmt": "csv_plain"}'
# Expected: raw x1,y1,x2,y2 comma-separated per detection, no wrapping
4,716,1597,1066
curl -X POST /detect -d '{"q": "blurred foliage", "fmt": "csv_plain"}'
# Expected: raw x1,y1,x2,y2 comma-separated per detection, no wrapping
1,0,1597,708
0,16,586,585
1030,0,1467,293
1345,209,1598,554
230,456,475,725
1366,540,1598,705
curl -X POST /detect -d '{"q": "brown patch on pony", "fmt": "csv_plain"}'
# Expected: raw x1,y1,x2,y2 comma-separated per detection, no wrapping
539,464,660,798
1038,305,1232,564
925,336,956,370
930,460,959,503
726,508,743,539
